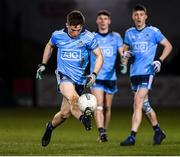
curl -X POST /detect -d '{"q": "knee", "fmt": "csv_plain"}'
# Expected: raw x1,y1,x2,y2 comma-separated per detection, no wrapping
134,95,144,109
143,100,152,114
105,105,111,112
68,95,79,106
60,111,71,119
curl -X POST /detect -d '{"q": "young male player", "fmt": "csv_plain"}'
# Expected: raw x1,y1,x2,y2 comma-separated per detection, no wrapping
90,10,126,142
120,4,172,146
36,10,103,147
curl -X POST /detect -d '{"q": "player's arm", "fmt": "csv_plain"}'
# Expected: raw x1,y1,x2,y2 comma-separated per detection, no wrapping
119,44,132,74
36,40,54,80
159,38,173,62
92,47,103,75
85,47,103,88
152,38,173,73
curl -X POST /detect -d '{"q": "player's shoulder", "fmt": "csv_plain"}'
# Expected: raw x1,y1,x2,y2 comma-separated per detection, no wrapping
83,29,95,39
111,31,121,38
52,29,65,36
125,27,136,33
147,25,160,32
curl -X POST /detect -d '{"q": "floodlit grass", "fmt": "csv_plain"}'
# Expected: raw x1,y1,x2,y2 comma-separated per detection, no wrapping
0,107,179,155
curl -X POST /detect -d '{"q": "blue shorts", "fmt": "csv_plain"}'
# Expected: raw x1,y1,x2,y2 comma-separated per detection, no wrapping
56,71,84,96
91,79,118,94
130,75,154,91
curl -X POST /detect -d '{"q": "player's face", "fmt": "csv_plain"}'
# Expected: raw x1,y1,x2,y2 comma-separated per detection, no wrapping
132,10,147,29
67,24,83,38
96,15,111,30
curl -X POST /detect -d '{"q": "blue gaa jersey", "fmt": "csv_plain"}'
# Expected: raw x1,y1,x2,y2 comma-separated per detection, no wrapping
90,32,123,80
50,28,98,85
124,26,165,77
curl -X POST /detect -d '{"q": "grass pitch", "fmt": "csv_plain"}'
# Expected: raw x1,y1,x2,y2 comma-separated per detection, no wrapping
0,107,179,155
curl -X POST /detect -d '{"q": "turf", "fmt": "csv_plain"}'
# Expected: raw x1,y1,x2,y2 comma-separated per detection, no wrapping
0,107,179,155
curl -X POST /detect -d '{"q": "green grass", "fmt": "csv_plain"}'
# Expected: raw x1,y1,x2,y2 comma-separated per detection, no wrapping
0,107,180,155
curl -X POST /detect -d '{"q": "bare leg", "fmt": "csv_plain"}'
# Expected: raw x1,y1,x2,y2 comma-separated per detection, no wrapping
104,93,114,130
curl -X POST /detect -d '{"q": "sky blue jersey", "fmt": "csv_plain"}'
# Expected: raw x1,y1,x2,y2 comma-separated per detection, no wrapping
50,28,98,85
90,32,123,80
124,25,165,77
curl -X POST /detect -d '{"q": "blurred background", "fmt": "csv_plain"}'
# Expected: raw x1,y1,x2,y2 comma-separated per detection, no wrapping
0,0,180,107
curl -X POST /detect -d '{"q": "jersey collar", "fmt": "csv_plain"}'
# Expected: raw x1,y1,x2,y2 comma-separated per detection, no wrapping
63,27,86,38
96,29,112,37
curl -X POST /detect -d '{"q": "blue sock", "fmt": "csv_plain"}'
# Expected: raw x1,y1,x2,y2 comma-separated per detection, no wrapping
153,124,161,132
130,131,137,138
98,127,105,134
47,122,55,130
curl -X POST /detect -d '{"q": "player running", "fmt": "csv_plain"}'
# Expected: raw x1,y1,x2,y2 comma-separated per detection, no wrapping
90,10,127,142
120,4,172,146
36,10,103,147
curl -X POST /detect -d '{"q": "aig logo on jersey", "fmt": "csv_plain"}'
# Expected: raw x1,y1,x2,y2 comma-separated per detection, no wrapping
132,42,148,52
61,49,81,61
102,47,113,57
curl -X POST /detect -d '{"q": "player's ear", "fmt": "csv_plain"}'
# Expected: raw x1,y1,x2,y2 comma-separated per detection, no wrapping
145,14,148,20
66,23,68,28
109,18,111,25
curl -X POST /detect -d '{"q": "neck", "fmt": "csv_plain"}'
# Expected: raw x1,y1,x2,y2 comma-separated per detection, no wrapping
136,24,146,30
98,28,109,34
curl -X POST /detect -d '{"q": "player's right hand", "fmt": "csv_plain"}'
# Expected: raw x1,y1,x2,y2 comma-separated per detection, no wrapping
36,64,46,80
152,59,162,73
85,72,97,88
120,64,127,74
122,51,132,59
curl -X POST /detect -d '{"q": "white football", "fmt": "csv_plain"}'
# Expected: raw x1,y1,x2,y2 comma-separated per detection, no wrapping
78,93,97,112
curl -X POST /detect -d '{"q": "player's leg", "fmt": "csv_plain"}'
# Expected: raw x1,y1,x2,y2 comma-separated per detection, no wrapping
103,80,117,141
60,82,92,131
120,88,148,146
143,96,166,144
91,88,106,142
41,97,71,147
103,93,114,140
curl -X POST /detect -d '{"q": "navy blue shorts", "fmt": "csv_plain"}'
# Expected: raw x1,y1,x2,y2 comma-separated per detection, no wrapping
91,79,118,94
130,75,154,91
56,71,84,96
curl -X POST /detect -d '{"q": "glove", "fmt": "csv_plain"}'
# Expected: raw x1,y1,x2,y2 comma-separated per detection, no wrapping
120,64,127,74
36,64,46,80
85,72,97,88
152,59,162,73
122,51,132,59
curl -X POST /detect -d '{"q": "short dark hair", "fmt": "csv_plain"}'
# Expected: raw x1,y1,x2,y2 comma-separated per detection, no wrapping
97,10,111,17
67,10,85,26
133,4,147,14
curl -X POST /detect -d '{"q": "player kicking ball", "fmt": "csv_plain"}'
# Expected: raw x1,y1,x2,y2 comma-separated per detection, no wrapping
36,10,103,147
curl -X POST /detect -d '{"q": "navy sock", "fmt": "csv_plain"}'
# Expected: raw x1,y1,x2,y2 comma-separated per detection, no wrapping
79,115,84,122
130,131,137,138
47,122,55,130
98,127,105,133
153,124,161,132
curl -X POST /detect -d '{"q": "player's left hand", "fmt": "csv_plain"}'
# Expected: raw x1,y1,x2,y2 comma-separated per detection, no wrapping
120,64,127,74
122,51,132,59
152,59,162,73
36,64,46,80
85,72,97,88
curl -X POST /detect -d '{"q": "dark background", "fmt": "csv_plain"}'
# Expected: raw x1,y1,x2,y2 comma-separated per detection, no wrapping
0,0,180,106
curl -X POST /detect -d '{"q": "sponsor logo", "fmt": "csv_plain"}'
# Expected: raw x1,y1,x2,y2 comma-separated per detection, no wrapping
61,49,81,61
132,42,148,52
101,47,113,57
